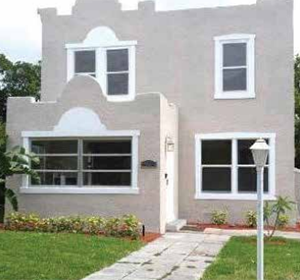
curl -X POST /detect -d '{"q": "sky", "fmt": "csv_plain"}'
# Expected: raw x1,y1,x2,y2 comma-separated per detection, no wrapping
0,0,299,63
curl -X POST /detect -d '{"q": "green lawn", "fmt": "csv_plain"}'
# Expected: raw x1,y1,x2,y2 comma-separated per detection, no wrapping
202,237,300,280
0,231,142,280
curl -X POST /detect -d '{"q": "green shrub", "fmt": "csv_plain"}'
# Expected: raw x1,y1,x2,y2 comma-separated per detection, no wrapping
278,214,289,228
264,196,294,239
245,211,257,228
211,210,228,225
5,213,142,239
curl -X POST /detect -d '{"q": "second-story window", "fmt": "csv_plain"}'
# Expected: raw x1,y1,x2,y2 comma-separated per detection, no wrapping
67,45,136,102
214,34,255,100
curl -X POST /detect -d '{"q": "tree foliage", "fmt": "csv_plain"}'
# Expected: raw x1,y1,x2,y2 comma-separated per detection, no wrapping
0,121,40,223
0,54,41,122
295,55,300,167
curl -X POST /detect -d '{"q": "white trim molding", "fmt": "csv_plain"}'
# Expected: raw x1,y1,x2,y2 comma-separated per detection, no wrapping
214,34,256,100
21,107,140,194
66,26,137,102
195,132,276,200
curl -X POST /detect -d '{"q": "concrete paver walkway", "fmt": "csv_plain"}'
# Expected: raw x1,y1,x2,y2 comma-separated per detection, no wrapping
83,232,230,280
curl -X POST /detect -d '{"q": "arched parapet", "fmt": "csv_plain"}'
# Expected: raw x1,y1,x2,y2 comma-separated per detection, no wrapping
58,75,107,105
65,26,127,49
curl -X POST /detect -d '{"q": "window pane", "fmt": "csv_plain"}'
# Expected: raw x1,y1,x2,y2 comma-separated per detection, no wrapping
238,140,255,165
83,140,131,154
107,49,129,72
223,43,247,67
83,172,131,186
83,156,131,170
32,156,78,170
238,167,268,192
31,140,78,154
202,140,231,165
107,73,129,95
202,168,231,192
75,51,96,73
238,140,269,165
32,172,78,186
223,68,247,91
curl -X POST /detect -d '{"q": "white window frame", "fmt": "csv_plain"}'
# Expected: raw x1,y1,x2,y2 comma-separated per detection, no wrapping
195,133,276,200
67,45,136,102
20,130,140,195
214,34,256,100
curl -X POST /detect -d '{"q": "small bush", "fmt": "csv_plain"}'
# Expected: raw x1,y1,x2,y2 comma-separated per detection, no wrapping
245,211,257,228
278,215,289,228
5,213,142,239
211,210,228,225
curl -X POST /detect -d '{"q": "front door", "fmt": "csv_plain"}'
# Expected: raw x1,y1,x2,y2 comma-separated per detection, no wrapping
166,151,176,223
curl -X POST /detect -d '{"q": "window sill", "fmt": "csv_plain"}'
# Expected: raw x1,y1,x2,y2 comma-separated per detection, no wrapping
214,91,255,100
20,187,139,195
195,193,276,201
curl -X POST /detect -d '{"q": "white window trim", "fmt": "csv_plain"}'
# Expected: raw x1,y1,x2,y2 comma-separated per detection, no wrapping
214,34,256,100
195,132,276,200
20,130,140,195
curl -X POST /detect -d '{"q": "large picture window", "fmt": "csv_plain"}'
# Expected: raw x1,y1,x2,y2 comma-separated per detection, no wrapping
30,138,134,188
195,133,276,200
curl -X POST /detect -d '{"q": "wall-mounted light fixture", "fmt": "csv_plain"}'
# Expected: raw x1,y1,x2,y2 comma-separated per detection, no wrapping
166,137,175,152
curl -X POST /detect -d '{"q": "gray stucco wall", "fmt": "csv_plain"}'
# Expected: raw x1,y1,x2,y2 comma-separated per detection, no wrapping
6,0,296,229
6,77,179,233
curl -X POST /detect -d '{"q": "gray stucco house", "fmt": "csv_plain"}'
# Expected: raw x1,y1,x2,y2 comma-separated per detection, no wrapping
6,0,296,233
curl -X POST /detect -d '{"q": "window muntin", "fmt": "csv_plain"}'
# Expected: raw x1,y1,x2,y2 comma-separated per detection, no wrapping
30,138,133,188
214,34,255,99
197,135,274,198
74,50,96,76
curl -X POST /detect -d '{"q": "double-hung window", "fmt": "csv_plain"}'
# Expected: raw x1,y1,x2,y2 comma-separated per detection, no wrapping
67,45,136,101
215,34,255,99
195,133,276,200
30,138,135,189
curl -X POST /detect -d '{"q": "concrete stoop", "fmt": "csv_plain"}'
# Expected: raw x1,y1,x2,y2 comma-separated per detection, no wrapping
166,219,187,232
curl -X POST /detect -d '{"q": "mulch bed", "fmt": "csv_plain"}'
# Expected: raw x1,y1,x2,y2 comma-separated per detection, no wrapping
186,222,300,233
141,232,161,243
